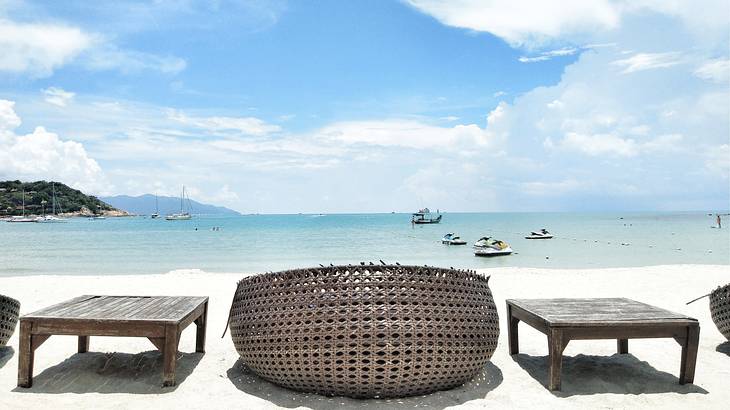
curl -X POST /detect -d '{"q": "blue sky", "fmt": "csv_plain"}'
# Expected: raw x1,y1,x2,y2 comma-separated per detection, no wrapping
0,1,728,213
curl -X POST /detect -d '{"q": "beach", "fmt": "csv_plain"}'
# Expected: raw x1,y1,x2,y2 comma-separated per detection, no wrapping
1,264,728,409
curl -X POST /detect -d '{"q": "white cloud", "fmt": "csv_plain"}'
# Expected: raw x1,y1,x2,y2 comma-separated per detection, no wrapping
84,46,187,74
168,110,281,137
405,1,729,48
521,179,585,196
0,15,186,77
405,0,620,47
519,47,578,63
705,144,730,178
0,19,94,77
0,99,108,193
558,132,639,157
317,117,495,150
493,91,507,97
612,52,683,74
42,87,75,107
694,59,730,83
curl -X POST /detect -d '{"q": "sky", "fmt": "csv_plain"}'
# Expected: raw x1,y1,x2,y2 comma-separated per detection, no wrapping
0,0,728,213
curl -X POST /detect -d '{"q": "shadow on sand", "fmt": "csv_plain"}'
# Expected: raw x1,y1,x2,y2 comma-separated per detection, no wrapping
0,346,14,369
227,358,503,409
13,350,202,394
513,353,708,397
717,341,730,356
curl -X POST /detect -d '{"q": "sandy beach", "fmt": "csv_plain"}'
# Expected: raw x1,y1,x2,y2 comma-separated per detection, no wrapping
1,264,728,409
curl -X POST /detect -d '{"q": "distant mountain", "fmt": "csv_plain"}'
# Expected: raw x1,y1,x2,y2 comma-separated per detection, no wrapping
0,180,122,216
101,194,240,216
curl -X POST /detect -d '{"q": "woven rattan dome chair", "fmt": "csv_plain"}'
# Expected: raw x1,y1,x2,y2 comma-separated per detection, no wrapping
0,294,20,346
228,264,500,398
710,283,730,340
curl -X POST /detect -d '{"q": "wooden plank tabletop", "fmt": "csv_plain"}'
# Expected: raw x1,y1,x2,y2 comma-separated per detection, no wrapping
507,298,697,327
22,295,208,323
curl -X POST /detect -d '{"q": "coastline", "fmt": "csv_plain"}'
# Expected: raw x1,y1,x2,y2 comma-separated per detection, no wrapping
1,264,728,409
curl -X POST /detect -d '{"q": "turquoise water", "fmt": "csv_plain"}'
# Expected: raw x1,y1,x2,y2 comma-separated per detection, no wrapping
0,212,728,276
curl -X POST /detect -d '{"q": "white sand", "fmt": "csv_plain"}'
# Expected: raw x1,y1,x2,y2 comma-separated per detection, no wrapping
1,265,729,409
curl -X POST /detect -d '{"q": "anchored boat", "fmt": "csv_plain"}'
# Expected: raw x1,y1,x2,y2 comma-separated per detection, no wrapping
166,185,193,220
473,237,513,257
411,208,442,224
525,229,553,239
442,233,467,245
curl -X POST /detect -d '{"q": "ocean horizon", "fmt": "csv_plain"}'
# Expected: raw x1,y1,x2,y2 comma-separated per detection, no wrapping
2,211,727,276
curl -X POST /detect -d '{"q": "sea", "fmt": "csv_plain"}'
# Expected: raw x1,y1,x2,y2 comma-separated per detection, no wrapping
1,212,728,276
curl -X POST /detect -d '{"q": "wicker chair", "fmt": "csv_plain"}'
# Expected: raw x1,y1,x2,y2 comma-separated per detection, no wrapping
0,294,20,346
228,264,500,398
710,283,730,340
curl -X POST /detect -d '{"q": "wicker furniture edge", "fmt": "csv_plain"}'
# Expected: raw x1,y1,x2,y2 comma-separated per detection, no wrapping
229,264,500,398
0,294,20,347
710,283,730,340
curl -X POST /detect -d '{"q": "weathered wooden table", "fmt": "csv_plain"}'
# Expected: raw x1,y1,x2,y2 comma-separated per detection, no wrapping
17,295,208,388
506,298,700,391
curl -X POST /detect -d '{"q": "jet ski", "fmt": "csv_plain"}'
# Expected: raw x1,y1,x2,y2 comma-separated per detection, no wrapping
525,228,553,239
473,237,513,256
442,233,467,245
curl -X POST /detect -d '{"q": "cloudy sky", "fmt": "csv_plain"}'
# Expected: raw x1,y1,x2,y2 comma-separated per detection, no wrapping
0,0,728,213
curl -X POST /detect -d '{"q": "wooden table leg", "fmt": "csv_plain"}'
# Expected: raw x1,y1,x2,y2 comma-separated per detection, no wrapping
507,303,520,355
78,336,90,353
548,328,567,391
679,325,700,384
195,301,207,354
162,324,179,387
17,321,34,388
617,339,628,354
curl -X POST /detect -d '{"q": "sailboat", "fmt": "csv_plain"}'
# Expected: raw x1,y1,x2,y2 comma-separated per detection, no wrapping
166,186,192,220
8,190,37,223
37,182,68,223
150,194,160,219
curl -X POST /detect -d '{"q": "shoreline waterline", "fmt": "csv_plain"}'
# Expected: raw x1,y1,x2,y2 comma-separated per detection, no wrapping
1,212,728,276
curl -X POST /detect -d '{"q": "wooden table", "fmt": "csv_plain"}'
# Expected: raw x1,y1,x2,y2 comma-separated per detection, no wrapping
506,298,699,391
17,295,208,388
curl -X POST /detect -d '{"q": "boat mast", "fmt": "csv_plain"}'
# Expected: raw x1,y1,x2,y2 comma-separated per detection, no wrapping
22,189,25,217
52,182,56,215
155,193,159,214
180,186,184,213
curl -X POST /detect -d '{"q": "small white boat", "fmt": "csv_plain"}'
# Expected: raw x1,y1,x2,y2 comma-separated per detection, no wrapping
7,190,37,222
474,237,513,257
525,229,553,239
442,233,467,245
166,185,194,221
151,194,160,219
411,208,442,224
37,183,68,223
166,213,191,220
36,215,67,223
7,216,37,223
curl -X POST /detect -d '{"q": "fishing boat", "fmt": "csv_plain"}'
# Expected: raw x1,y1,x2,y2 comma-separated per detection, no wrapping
442,233,467,245
525,228,553,239
7,190,36,223
473,237,513,257
151,194,160,219
37,183,68,223
166,186,192,220
411,208,442,224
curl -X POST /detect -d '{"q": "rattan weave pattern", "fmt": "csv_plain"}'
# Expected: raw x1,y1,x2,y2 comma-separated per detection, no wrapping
0,294,20,346
229,264,500,398
710,283,730,341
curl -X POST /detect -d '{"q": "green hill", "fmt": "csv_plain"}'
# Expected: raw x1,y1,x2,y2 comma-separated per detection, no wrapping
0,180,119,216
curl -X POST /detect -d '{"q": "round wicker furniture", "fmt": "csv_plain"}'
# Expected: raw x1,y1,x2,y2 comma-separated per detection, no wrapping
228,264,500,398
710,283,730,340
1,294,20,346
